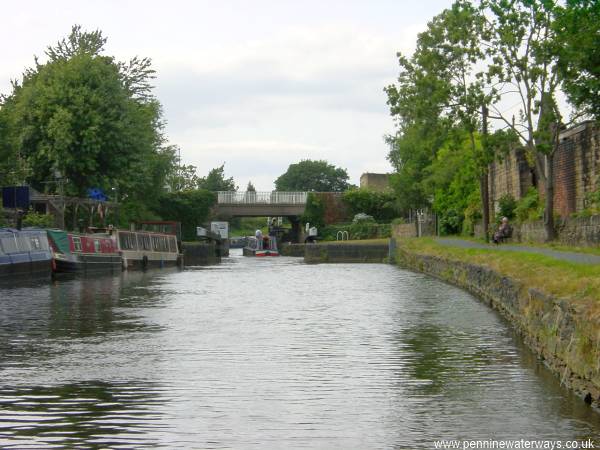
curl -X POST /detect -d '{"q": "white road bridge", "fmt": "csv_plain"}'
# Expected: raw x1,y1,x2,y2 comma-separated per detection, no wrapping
215,191,309,217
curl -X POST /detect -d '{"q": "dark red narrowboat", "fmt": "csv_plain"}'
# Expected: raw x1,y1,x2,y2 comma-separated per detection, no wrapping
47,230,121,273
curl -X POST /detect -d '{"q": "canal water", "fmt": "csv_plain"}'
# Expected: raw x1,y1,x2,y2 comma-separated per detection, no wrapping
1,250,599,449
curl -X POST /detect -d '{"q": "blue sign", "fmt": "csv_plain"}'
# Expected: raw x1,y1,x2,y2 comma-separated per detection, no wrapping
2,186,30,209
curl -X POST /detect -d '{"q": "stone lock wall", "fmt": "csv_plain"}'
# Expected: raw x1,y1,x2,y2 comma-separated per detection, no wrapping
304,243,390,263
396,248,600,406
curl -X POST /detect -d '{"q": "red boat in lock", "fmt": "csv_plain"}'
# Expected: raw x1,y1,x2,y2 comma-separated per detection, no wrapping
47,229,121,273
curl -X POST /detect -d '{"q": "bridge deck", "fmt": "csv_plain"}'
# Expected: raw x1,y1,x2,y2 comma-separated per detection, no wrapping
215,191,308,217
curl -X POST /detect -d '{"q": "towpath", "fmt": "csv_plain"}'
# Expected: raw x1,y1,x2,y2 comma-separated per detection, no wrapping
436,238,600,265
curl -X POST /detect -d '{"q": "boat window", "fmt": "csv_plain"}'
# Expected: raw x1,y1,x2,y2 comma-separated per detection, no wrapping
94,239,101,252
118,233,127,250
169,237,176,253
141,234,150,250
1,236,18,254
152,236,159,251
129,234,138,250
161,236,167,251
73,237,82,252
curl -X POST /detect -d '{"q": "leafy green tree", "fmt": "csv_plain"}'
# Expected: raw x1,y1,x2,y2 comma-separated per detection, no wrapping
425,130,481,235
197,164,236,191
246,181,256,192
154,189,216,241
0,25,173,227
387,1,495,237
554,0,600,118
301,193,326,228
480,0,567,240
165,145,201,192
275,160,350,192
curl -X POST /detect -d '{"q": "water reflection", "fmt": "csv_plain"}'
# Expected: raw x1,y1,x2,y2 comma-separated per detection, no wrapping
0,255,599,449
0,382,167,448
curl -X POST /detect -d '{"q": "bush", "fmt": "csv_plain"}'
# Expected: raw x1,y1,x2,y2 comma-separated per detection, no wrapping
438,208,462,235
497,194,517,221
22,209,54,228
342,189,397,223
515,187,542,222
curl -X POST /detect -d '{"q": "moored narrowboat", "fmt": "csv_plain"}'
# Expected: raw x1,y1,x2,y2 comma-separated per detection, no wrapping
116,229,182,270
0,228,53,279
47,230,121,273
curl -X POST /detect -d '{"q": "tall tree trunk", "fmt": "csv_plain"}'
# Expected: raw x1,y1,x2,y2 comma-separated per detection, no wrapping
481,105,490,242
543,152,556,241
479,171,490,242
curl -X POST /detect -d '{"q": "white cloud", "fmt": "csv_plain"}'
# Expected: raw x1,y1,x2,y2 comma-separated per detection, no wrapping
1,1,455,190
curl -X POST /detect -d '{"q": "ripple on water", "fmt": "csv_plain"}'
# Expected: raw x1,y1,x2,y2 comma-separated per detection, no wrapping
0,252,599,449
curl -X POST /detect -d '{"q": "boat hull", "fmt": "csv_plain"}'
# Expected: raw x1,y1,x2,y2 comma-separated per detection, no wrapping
243,247,279,257
120,251,183,270
53,253,122,273
0,256,52,279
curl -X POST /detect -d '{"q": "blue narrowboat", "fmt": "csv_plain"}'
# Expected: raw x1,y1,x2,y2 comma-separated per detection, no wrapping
0,228,53,279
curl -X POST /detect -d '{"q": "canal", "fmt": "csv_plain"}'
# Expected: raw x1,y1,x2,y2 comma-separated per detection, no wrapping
1,250,599,449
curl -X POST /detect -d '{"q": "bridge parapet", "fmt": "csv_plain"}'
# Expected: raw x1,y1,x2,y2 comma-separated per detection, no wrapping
217,191,308,205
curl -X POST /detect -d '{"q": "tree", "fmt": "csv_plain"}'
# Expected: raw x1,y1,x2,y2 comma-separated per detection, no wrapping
553,0,600,118
197,164,236,191
480,0,566,241
154,189,216,241
246,181,256,192
165,146,201,192
388,1,495,238
275,160,350,192
0,25,173,222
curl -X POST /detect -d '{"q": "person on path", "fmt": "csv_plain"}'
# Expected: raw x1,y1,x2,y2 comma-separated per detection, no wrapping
493,217,512,244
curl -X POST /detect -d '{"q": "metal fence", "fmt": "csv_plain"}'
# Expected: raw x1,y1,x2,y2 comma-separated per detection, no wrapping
217,191,308,205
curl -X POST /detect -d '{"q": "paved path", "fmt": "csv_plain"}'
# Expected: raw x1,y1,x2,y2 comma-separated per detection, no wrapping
436,238,600,265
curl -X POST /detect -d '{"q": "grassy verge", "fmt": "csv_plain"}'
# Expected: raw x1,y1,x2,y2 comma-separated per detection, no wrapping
399,238,600,312
442,234,600,256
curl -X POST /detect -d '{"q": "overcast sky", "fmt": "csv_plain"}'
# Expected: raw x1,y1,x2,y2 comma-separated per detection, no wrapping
1,0,454,190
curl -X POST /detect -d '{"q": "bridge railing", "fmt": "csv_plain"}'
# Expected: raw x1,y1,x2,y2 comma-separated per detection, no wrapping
217,191,308,205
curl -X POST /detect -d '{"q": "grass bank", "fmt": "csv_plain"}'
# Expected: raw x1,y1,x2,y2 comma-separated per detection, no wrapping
401,237,600,315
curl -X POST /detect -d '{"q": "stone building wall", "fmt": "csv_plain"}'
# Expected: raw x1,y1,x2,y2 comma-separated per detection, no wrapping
488,121,600,218
359,173,391,192
488,148,533,217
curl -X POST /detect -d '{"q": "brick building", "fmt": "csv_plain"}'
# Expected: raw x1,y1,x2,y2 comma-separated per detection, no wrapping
359,173,391,192
488,121,600,218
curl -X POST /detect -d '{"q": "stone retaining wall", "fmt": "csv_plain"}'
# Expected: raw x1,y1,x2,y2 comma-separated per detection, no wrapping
305,243,390,264
477,215,600,247
280,243,306,257
182,242,221,266
396,248,600,407
392,223,416,239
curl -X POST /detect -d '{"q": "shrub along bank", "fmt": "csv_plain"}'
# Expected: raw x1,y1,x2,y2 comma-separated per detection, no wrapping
395,238,600,407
